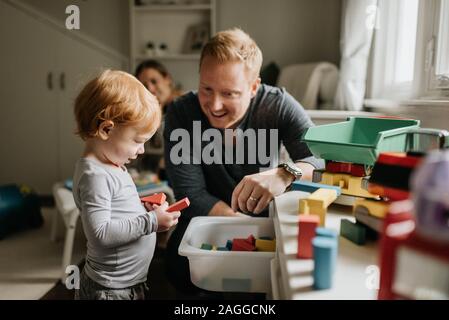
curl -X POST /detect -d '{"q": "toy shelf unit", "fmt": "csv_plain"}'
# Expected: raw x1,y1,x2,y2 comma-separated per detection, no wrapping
129,0,216,91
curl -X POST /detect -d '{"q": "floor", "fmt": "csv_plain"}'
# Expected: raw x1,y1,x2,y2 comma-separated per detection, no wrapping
0,207,86,300
1,206,266,300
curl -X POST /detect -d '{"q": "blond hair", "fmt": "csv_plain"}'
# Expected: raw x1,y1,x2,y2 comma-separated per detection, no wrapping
74,70,161,140
200,28,263,80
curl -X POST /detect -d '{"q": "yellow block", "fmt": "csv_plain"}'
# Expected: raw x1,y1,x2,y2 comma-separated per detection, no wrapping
298,189,338,226
353,198,390,219
319,172,378,199
255,239,276,252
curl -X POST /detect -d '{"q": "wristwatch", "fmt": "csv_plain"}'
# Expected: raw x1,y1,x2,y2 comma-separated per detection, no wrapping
278,163,303,183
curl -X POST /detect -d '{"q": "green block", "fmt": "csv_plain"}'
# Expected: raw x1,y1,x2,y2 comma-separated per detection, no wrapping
217,246,229,251
201,243,213,250
340,219,366,245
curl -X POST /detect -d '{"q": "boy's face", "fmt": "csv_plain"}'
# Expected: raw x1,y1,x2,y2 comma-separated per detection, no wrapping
102,124,153,167
198,56,260,129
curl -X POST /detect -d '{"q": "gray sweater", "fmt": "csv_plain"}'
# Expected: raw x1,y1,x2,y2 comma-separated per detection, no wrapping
73,158,157,289
164,84,323,219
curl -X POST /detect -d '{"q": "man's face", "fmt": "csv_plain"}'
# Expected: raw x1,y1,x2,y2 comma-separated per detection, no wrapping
198,56,260,129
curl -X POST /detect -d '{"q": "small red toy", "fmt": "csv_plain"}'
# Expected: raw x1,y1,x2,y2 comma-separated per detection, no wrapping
140,193,166,206
167,197,190,212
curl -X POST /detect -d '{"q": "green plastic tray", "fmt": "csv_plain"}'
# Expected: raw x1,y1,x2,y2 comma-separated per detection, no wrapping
302,117,420,166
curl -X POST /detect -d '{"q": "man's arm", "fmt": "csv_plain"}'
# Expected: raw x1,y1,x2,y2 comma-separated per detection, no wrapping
231,89,323,214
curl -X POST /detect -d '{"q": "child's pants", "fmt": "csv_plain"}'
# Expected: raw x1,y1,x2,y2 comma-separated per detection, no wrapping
75,269,149,300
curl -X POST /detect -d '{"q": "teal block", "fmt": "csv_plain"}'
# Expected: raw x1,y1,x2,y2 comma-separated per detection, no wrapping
201,243,213,250
291,181,341,196
340,219,366,245
217,246,229,251
312,236,337,290
226,240,233,251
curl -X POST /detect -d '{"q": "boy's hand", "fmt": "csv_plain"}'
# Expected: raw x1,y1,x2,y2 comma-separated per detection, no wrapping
146,201,180,232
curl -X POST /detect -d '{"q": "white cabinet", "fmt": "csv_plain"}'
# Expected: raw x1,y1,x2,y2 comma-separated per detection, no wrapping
0,1,124,194
129,0,216,91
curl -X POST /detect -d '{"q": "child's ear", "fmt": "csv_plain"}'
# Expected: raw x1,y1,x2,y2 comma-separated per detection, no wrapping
98,120,115,140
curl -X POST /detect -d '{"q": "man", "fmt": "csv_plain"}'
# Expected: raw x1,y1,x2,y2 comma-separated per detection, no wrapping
163,28,323,296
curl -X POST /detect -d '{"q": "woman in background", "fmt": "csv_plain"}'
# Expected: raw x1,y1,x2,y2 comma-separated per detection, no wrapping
134,60,182,179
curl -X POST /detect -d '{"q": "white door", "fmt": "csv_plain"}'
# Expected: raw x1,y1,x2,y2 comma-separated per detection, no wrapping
0,1,59,194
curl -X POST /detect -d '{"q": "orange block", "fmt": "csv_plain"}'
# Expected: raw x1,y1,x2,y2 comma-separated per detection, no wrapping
297,215,320,259
167,197,190,212
140,193,166,206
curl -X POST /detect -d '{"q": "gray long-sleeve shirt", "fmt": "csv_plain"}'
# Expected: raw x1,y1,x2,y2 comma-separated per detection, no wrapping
164,84,323,219
73,158,157,289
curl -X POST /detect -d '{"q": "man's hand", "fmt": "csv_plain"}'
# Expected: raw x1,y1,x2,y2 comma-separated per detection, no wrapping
231,167,294,214
231,162,315,214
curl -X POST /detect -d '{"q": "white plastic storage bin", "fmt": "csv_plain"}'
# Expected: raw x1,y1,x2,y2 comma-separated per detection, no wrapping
179,216,276,293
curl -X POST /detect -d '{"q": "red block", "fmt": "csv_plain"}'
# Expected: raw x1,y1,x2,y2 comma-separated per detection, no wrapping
140,193,166,206
246,234,256,245
232,238,256,251
326,161,366,177
297,215,320,259
167,197,190,212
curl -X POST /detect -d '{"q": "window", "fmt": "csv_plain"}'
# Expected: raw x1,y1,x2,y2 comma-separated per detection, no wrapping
370,0,420,99
432,0,449,89
369,0,449,100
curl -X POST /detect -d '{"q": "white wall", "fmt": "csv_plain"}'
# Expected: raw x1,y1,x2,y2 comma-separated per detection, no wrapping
20,0,130,56
20,0,341,69
216,0,342,68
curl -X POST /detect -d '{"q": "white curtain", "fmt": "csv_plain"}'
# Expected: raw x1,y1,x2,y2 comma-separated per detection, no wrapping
334,0,378,110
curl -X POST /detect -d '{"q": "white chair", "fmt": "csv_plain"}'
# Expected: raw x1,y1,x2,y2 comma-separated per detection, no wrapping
277,62,339,109
51,182,80,283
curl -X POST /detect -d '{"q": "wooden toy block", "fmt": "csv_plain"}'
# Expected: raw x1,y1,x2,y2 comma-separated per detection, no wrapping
255,239,276,252
167,197,190,212
340,219,366,245
232,238,256,251
354,202,385,232
217,247,229,251
201,243,213,250
378,199,415,299
314,170,379,199
140,193,166,205
353,198,390,219
367,183,410,201
316,227,340,250
297,215,320,259
247,234,256,245
226,240,233,251
212,245,217,251
316,227,338,245
312,236,338,290
298,188,338,226
326,161,367,177
291,180,341,196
